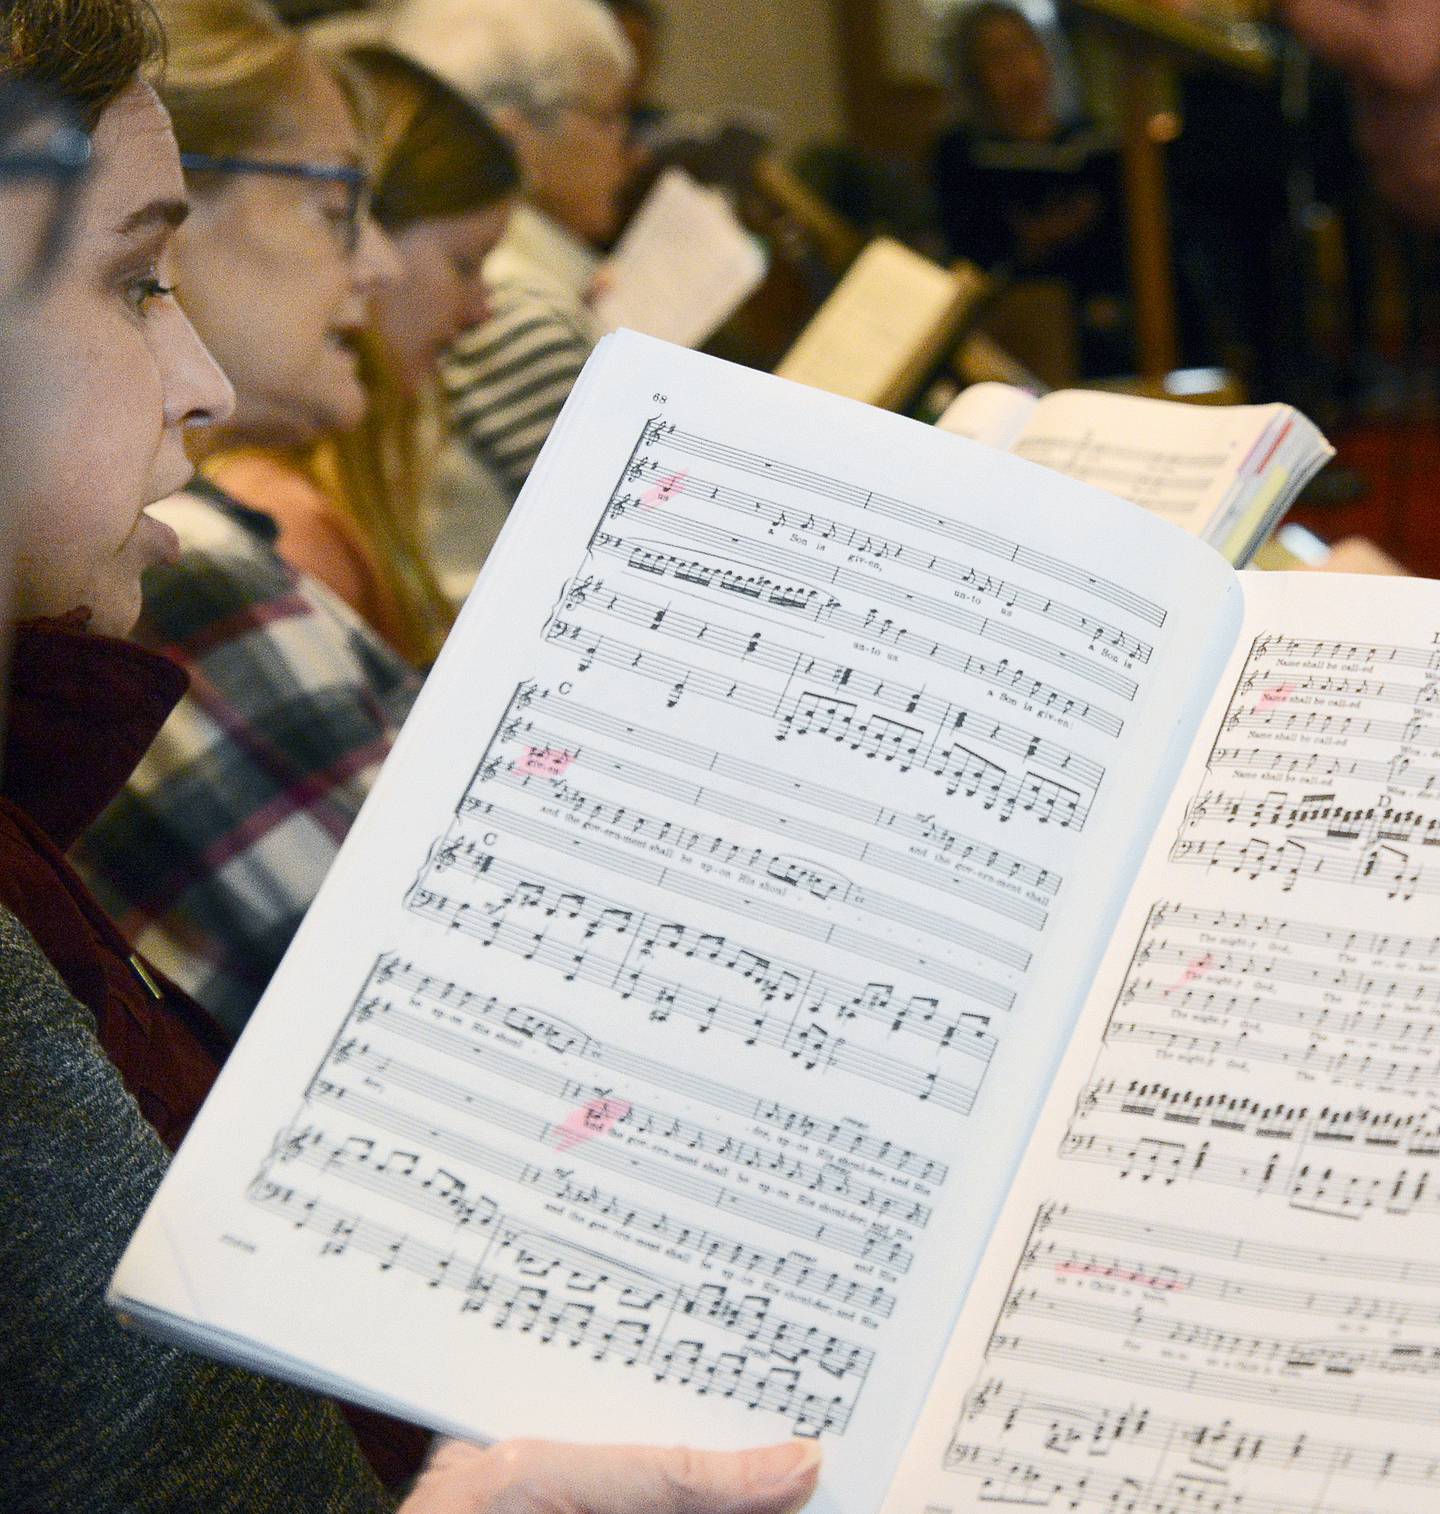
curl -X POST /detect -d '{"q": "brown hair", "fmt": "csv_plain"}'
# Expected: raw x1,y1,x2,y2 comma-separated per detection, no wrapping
0,0,164,131
348,44,519,231
304,43,520,666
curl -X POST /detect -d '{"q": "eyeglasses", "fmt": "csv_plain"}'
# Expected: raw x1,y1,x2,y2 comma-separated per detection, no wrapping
179,152,372,253
0,83,93,297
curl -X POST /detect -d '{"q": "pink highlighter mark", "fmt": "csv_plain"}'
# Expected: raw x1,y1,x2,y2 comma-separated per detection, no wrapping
1255,682,1297,712
556,1097,632,1151
1056,1262,1185,1292
1165,953,1214,996
640,469,688,510
518,746,574,778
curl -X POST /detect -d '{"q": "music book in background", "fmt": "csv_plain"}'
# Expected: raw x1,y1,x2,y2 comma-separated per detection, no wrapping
112,332,1440,1514
774,237,986,410
939,379,1333,567
594,167,767,350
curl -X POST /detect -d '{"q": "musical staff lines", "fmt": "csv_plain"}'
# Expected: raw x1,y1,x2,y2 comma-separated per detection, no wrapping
243,916,991,1433
1175,632,1440,901
545,602,1100,830
451,801,1019,1004
404,873,989,1115
626,418,1167,626
943,1200,1440,1511
308,1078,912,1266
363,957,948,1189
601,517,1141,700
423,840,1010,1046
253,1137,866,1434
481,751,1045,944
1053,901,1440,1216
490,683,1061,912
949,1380,1439,1513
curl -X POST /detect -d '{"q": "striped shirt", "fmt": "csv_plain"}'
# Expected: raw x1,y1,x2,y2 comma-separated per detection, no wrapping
441,206,603,504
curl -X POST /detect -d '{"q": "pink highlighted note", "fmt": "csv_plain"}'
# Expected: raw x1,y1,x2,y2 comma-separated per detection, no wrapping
518,746,574,778
1255,682,1297,711
1165,954,1214,996
640,469,688,510
1056,1261,1185,1292
556,1097,632,1151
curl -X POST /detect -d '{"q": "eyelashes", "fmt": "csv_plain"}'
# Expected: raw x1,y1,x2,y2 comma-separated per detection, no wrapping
127,274,177,314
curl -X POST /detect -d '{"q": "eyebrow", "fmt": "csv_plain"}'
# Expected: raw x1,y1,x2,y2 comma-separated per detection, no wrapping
114,197,190,237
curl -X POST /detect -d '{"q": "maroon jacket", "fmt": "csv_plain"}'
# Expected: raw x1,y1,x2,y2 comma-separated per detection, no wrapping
0,617,429,1488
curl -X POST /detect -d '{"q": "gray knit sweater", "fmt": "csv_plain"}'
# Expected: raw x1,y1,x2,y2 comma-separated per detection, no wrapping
0,906,396,1513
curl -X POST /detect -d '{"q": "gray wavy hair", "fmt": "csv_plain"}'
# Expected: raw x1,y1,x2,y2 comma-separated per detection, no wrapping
382,0,634,120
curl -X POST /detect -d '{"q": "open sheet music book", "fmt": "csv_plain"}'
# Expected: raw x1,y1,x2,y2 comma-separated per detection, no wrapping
594,167,767,351
112,333,1440,1514
774,238,986,411
938,380,1334,567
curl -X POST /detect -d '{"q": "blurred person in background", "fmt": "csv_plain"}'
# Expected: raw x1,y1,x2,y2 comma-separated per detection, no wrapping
187,35,522,661
931,0,1131,375
73,2,513,1081
382,0,642,574
0,3,823,1509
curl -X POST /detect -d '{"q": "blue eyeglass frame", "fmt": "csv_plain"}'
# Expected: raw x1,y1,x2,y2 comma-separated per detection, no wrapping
178,152,371,251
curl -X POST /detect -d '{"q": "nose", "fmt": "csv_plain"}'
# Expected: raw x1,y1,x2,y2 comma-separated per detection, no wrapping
353,212,404,299
163,300,235,431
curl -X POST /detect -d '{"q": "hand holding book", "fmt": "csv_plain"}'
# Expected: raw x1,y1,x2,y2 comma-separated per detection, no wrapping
402,1438,820,1514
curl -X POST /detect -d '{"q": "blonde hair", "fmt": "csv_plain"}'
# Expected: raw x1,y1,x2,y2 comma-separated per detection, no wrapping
151,0,310,156
157,1,517,665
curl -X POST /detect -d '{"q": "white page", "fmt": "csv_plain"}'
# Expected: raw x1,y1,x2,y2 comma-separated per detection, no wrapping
593,168,767,349
935,382,1038,450
1008,388,1286,537
112,332,1238,1514
774,239,980,408
884,571,1440,1514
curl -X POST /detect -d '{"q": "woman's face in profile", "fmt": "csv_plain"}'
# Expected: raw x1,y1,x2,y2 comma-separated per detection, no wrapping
0,80,232,636
171,56,401,450
520,61,639,247
374,196,515,396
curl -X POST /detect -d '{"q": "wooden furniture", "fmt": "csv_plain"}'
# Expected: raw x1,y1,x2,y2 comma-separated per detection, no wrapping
1063,0,1276,380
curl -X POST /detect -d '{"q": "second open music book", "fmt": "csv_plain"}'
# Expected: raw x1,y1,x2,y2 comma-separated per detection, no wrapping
112,332,1440,1514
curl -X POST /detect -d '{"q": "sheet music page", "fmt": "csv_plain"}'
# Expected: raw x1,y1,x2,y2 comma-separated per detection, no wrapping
884,570,1440,1514
935,383,1039,450
593,168,767,350
1006,389,1286,537
112,332,1238,1514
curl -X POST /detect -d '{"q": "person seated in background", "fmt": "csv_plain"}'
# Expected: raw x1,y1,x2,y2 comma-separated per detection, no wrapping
383,0,642,525
72,0,515,1046
931,0,1131,375
0,4,823,1509
193,34,523,663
